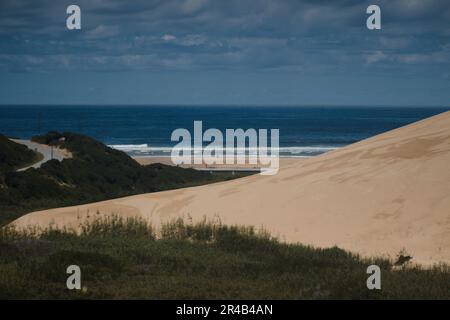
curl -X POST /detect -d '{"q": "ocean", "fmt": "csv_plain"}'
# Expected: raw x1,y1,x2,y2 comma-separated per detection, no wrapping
0,106,448,157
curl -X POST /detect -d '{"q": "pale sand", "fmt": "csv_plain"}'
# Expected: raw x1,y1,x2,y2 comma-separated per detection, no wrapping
133,155,296,169
11,111,450,265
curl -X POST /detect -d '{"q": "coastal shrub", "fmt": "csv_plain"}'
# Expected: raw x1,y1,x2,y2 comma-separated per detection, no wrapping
0,132,250,225
0,217,448,299
80,214,155,239
0,134,39,174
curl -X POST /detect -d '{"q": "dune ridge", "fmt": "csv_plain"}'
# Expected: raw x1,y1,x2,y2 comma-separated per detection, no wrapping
12,111,450,265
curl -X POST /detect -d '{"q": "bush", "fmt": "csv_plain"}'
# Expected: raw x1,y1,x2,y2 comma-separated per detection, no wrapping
0,217,448,299
0,216,450,299
0,131,249,225
0,135,39,174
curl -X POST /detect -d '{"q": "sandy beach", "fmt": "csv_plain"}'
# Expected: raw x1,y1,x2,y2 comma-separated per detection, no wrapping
12,111,450,266
133,155,301,169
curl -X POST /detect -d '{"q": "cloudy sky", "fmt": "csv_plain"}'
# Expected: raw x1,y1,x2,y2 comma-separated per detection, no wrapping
0,0,449,106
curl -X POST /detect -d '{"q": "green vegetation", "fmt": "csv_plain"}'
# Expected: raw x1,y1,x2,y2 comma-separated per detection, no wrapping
0,216,448,299
2,133,448,300
0,132,249,225
0,135,40,174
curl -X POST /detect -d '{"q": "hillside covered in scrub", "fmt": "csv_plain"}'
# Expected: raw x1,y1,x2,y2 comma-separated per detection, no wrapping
0,135,40,174
0,132,243,225
1,217,449,299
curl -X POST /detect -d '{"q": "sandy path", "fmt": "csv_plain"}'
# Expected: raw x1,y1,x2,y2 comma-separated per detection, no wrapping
12,139,72,171
12,111,450,265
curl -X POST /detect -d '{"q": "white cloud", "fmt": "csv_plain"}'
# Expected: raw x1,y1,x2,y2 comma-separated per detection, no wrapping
161,34,177,41
379,37,412,50
365,51,388,64
85,25,119,40
179,34,207,46
180,0,208,14
396,52,449,64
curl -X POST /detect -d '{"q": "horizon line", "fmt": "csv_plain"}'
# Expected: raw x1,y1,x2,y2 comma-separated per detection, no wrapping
0,104,449,109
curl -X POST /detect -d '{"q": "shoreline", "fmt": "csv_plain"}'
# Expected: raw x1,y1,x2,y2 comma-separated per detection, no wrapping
133,155,307,169
10,111,450,266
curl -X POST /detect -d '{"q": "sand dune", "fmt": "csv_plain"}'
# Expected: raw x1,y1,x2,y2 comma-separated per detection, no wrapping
12,111,450,265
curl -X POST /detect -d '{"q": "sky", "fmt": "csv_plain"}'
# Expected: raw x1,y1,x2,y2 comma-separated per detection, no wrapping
0,0,449,106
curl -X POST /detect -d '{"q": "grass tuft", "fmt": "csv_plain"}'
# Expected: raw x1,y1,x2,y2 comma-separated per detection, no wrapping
0,215,449,299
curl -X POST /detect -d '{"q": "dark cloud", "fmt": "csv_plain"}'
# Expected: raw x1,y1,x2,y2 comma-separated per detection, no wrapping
0,0,449,105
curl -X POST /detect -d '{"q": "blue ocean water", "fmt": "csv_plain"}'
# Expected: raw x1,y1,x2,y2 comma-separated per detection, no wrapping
0,106,448,157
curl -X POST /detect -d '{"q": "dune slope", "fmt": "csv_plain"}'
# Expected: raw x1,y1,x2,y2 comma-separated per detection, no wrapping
12,111,450,265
